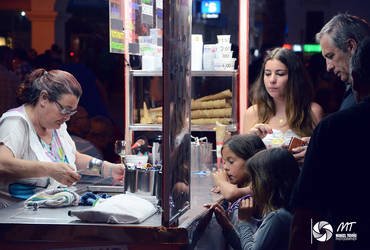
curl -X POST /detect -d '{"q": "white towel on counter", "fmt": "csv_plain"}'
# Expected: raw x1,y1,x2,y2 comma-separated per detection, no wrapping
68,193,157,224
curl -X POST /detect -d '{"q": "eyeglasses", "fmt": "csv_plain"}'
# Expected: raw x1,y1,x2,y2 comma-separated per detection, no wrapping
54,100,78,116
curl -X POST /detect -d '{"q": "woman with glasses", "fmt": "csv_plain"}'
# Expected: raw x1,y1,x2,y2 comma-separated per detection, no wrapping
0,68,125,208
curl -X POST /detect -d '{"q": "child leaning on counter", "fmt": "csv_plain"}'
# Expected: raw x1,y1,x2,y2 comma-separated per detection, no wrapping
0,68,124,208
193,134,266,250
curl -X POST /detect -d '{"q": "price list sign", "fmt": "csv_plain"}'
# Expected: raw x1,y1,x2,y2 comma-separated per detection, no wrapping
109,0,163,55
109,0,125,54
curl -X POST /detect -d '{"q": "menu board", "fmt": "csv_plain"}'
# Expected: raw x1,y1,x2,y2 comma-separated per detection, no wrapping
109,0,163,55
109,0,125,54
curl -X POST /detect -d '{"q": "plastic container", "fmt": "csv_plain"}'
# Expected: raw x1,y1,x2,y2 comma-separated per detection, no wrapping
125,155,149,168
215,51,233,59
213,58,236,71
217,35,231,44
216,43,232,53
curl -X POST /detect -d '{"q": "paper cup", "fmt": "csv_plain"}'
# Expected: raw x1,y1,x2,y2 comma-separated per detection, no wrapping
213,58,236,71
217,35,231,44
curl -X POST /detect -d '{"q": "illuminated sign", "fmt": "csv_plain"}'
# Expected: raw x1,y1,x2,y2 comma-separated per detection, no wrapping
201,0,221,19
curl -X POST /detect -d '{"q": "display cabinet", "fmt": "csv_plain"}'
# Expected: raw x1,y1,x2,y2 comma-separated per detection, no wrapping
126,69,239,137
119,0,248,227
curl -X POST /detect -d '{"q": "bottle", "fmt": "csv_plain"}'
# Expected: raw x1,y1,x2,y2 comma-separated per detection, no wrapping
152,135,162,166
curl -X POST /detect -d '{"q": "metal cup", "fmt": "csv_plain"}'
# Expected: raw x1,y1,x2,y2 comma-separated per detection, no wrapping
136,168,158,195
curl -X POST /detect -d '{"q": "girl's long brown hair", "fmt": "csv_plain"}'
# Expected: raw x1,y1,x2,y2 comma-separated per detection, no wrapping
251,48,316,137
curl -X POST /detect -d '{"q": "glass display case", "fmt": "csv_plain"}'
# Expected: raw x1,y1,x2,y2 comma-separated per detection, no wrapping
119,0,247,227
127,69,239,133
125,69,239,226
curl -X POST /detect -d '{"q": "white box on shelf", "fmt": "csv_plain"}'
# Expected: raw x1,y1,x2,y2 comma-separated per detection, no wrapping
192,34,203,43
140,43,155,56
203,44,217,70
191,34,203,70
142,55,156,70
154,56,162,71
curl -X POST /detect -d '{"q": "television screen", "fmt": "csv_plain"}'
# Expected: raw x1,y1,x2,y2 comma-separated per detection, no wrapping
201,0,221,15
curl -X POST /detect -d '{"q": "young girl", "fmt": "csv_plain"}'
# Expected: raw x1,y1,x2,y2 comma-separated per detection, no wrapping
237,148,300,250
245,48,323,163
195,134,266,250
212,134,266,202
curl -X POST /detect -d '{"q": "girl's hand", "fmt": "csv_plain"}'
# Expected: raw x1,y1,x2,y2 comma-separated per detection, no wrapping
301,137,310,144
238,197,254,222
291,137,310,165
211,186,221,194
213,203,233,231
249,123,273,138
199,203,215,229
213,169,229,187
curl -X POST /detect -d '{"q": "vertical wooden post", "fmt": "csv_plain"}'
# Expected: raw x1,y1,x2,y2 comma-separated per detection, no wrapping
162,0,192,226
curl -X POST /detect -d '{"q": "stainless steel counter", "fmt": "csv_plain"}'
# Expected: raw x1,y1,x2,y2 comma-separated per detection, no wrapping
0,172,221,249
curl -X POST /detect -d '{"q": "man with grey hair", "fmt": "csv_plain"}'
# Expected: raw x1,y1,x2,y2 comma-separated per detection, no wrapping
316,13,370,111
289,37,370,250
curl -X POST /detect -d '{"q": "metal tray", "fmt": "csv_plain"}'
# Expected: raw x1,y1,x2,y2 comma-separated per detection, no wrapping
87,185,125,193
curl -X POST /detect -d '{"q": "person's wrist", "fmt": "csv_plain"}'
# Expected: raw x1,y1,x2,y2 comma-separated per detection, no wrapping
99,163,105,177
100,162,114,178
238,215,252,223
43,162,53,177
109,164,113,178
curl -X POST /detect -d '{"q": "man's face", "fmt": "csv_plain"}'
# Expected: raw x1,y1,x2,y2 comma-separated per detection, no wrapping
320,33,353,83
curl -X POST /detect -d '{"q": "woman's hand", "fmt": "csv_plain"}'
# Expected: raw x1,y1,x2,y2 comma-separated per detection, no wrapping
213,169,229,187
249,123,273,138
238,197,254,222
291,137,310,165
49,162,81,186
110,164,125,183
213,203,233,231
